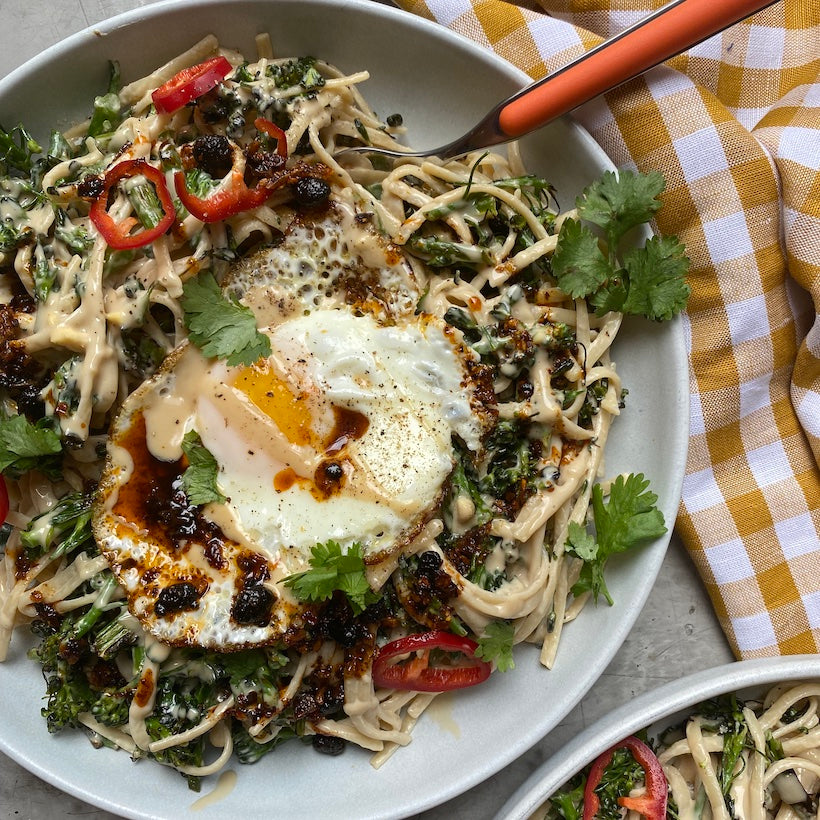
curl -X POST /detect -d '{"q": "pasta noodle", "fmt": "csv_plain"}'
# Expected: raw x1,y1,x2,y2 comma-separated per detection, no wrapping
0,33,652,785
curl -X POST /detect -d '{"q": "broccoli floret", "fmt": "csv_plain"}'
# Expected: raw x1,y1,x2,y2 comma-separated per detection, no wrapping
29,593,133,735
92,611,138,659
42,667,96,733
266,57,324,92
90,692,129,727
210,647,288,703
20,487,95,560
55,224,95,255
407,235,492,269
0,221,33,253
29,618,96,733
144,675,214,791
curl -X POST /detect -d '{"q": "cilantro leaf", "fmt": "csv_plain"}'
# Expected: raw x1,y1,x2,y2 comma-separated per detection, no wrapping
283,541,379,615
578,169,665,251
0,413,62,478
566,519,613,605
588,275,628,315
181,272,271,366
552,170,689,321
550,218,612,300
594,473,667,553
180,430,226,506
474,620,515,672
621,235,691,321
565,522,597,562
545,778,585,820
566,474,667,605
572,560,613,605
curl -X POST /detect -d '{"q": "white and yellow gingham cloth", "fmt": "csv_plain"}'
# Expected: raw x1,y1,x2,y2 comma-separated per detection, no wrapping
392,0,820,658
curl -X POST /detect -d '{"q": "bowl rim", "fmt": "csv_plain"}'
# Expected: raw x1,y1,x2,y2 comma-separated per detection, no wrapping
0,0,614,166
496,654,820,820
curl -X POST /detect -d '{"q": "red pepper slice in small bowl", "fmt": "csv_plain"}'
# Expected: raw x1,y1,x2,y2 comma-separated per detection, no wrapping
90,159,175,250
151,55,233,115
0,476,8,525
372,630,492,692
582,735,668,820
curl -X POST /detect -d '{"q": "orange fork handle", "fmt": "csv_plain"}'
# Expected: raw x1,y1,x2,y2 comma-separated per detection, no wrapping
497,0,781,138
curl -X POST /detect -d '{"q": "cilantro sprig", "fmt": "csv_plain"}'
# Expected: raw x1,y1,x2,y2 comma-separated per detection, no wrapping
475,620,515,672
551,170,690,321
283,540,380,615
0,412,62,479
181,272,271,366
180,430,225,506
566,473,667,605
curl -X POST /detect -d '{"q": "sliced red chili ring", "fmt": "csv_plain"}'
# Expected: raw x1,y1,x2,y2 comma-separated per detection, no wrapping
582,735,668,820
371,630,492,692
151,56,233,115
0,475,8,525
173,168,272,223
89,159,175,250
174,130,296,223
254,117,288,159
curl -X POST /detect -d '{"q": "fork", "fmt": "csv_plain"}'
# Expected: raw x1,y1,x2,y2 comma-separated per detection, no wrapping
337,0,780,160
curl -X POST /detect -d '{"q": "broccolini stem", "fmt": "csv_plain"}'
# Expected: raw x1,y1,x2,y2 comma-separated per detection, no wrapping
92,606,138,659
74,573,120,639
127,181,166,229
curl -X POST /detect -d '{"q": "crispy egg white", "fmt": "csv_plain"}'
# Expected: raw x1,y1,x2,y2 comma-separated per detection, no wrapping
224,196,422,326
93,203,495,650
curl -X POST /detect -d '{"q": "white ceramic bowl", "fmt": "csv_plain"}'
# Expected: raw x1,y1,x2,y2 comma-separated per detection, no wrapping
497,655,820,820
0,1,688,818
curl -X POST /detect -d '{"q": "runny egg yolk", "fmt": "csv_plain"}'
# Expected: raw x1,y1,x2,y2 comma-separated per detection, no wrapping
190,307,488,563
233,363,316,449
231,360,371,501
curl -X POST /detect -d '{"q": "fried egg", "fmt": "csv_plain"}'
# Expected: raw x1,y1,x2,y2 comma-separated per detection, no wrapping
93,201,495,649
224,196,422,326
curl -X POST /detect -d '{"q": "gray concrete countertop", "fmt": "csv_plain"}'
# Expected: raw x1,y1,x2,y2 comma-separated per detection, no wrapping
0,1,735,817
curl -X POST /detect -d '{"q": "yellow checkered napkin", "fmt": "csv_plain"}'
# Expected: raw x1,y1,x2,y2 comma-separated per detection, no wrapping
393,0,820,658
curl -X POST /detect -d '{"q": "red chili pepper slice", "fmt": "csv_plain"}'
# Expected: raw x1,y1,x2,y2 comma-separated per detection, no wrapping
0,476,8,525
254,117,288,159
175,119,293,223
151,56,233,115
89,159,175,250
173,168,271,223
371,631,492,692
582,735,668,820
